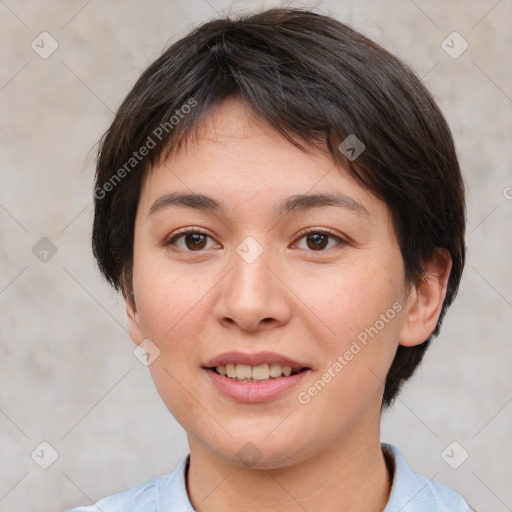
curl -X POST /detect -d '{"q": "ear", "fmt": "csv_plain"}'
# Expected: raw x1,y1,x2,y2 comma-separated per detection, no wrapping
125,288,144,346
398,248,452,347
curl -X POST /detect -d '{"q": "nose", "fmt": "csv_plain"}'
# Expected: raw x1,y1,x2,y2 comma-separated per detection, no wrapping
212,241,292,332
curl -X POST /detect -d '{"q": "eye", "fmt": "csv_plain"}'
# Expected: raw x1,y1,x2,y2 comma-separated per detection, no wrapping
294,228,346,251
165,228,219,251
165,227,347,253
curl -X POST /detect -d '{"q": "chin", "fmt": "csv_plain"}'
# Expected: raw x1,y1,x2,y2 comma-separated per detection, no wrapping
204,433,315,471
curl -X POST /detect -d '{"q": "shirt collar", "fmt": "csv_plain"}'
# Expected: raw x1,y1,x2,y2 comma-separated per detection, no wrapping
382,443,471,511
158,443,469,511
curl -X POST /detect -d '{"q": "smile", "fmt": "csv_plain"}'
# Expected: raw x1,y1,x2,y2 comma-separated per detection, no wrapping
212,363,305,382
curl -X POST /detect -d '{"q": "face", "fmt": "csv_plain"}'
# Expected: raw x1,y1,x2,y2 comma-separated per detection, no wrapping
126,97,414,469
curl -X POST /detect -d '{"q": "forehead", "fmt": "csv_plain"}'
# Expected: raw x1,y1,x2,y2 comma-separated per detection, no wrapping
139,98,388,226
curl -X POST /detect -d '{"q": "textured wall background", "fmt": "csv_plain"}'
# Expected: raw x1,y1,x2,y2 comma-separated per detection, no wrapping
1,0,511,510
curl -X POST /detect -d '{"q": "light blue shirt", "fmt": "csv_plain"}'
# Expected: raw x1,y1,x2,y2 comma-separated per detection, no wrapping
67,443,474,511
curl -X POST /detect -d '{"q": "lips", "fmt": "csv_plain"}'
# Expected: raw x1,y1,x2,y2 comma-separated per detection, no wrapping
202,351,310,371
204,363,311,403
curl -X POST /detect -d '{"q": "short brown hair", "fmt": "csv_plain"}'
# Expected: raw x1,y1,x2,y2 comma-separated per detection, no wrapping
91,7,466,408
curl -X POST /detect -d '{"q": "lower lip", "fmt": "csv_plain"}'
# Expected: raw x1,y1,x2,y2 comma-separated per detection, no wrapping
203,368,311,403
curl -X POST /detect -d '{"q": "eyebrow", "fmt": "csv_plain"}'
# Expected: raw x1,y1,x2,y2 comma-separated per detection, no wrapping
147,192,370,218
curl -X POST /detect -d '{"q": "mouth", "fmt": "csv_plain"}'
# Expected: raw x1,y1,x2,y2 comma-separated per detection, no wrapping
202,351,311,382
201,351,312,402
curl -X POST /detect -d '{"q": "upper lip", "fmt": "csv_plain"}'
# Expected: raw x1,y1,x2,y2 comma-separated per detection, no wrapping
203,351,309,371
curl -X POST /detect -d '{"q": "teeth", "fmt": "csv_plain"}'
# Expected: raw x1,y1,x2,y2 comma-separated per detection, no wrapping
225,363,236,378
236,364,252,380
269,363,282,378
252,364,270,380
215,363,298,380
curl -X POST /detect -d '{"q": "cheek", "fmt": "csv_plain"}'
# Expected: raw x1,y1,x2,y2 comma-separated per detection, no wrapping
293,260,406,415
135,272,209,424
133,248,207,341
296,259,403,346
293,265,404,421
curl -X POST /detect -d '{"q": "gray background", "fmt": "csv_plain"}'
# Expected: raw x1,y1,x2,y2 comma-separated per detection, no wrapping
1,0,511,510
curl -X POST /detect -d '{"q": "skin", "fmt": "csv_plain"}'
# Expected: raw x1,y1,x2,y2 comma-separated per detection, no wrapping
125,97,451,512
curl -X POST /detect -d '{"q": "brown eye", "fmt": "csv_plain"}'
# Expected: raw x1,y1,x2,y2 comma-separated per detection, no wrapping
305,232,329,250
295,229,346,251
166,229,217,251
182,233,208,251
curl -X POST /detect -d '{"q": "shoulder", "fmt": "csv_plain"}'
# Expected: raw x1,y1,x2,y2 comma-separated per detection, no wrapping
66,474,162,512
66,455,192,512
382,443,476,512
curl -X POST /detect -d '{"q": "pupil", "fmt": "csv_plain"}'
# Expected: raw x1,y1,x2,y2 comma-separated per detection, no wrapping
308,233,327,250
186,233,206,250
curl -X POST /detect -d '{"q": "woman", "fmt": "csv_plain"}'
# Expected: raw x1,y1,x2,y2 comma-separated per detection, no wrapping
70,7,472,511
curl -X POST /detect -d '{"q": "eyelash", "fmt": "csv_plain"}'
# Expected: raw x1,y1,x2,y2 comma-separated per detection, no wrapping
165,227,347,252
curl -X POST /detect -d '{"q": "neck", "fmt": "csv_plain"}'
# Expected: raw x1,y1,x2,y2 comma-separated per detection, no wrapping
186,426,392,512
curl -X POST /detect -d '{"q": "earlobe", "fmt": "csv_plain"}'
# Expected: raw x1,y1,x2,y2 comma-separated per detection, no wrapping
125,290,143,346
398,249,452,347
